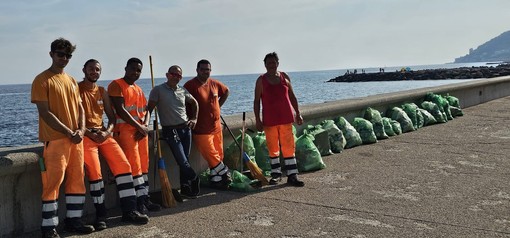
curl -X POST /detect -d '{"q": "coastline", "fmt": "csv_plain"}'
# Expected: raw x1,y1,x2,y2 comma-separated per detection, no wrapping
328,63,510,82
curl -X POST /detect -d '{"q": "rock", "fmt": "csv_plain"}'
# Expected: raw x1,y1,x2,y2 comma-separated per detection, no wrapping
328,64,510,82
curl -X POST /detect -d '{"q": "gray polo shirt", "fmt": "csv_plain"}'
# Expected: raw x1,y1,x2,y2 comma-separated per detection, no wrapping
149,83,195,126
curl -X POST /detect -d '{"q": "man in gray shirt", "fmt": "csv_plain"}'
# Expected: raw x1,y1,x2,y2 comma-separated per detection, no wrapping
148,65,200,198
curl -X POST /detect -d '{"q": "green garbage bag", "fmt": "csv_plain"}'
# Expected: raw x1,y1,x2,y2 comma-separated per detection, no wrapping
363,107,388,140
352,117,377,144
303,124,333,156
402,103,419,129
445,94,460,108
441,95,454,121
391,120,402,135
199,169,211,186
382,117,396,136
449,106,464,117
416,108,424,129
418,108,437,126
388,107,415,133
334,116,362,148
320,119,346,153
444,94,463,117
252,132,271,176
425,92,453,121
295,133,326,172
199,169,258,192
223,132,256,172
230,170,258,192
421,101,447,123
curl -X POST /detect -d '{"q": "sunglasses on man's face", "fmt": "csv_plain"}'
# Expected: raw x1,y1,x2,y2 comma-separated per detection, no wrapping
169,72,182,79
53,51,73,59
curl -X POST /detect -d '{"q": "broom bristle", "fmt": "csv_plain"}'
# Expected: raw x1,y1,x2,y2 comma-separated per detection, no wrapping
246,160,269,185
159,169,177,208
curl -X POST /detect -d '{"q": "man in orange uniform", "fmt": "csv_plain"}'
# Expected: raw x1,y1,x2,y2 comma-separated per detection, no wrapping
254,52,305,187
79,59,149,229
108,58,161,214
31,38,94,238
183,59,232,189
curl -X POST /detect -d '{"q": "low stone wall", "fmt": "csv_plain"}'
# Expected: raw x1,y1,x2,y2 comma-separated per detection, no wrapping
1,75,510,237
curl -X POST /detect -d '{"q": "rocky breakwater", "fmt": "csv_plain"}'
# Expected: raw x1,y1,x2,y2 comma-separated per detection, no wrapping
328,64,510,82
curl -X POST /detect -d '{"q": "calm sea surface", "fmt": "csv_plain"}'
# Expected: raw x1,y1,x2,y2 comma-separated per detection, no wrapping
0,62,490,147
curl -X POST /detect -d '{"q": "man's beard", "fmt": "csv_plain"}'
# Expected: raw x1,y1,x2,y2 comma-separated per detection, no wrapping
86,76,98,83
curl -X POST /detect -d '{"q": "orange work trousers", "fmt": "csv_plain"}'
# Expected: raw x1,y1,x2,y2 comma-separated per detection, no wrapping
113,129,149,177
264,123,295,158
41,137,86,201
192,131,224,168
83,136,132,181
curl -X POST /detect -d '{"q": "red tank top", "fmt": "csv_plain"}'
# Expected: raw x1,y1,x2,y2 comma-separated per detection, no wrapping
261,72,294,126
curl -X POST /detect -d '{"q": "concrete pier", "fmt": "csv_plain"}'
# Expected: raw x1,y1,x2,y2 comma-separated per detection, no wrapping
52,94,510,238
2,76,510,237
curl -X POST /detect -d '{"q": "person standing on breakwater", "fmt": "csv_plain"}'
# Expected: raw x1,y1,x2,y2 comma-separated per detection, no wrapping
183,59,232,189
79,59,149,230
253,52,305,187
108,58,162,215
147,65,201,198
31,38,94,238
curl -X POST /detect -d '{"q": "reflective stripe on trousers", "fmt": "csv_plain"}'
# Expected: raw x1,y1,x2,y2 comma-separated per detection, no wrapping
41,200,58,230
65,194,86,218
116,173,137,212
210,162,229,182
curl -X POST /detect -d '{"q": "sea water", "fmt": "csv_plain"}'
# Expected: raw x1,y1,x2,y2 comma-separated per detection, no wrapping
0,62,490,147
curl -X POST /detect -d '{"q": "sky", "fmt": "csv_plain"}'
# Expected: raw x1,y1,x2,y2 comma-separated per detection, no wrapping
1,0,510,85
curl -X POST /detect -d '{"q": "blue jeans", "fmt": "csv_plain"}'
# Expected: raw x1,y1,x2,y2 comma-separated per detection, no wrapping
162,127,197,187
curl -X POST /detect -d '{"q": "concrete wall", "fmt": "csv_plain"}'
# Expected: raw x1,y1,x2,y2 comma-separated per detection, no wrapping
1,75,510,237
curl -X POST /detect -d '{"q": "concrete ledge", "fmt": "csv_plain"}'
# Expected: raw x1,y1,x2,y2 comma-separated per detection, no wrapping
2,75,510,236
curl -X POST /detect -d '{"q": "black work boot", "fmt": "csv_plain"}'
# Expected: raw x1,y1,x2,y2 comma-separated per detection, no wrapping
172,189,184,203
121,210,149,224
191,176,201,195
93,216,107,231
287,174,305,187
180,185,198,199
221,172,232,186
137,197,148,215
210,180,230,190
269,173,282,185
41,228,60,238
93,203,107,231
144,198,162,212
210,172,232,190
64,218,95,234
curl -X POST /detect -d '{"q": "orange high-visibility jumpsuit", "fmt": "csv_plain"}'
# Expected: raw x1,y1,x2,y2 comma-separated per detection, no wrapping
108,78,149,204
79,82,137,216
31,70,86,231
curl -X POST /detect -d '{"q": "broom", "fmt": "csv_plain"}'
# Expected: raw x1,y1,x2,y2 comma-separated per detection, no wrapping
149,55,177,208
221,114,269,186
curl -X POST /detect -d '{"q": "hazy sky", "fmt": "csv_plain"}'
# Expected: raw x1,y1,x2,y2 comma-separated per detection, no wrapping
1,0,509,85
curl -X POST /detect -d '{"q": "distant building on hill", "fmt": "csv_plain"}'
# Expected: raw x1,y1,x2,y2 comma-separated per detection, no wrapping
454,30,510,63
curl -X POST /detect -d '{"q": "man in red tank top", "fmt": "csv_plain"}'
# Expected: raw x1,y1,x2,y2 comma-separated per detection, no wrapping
253,52,304,187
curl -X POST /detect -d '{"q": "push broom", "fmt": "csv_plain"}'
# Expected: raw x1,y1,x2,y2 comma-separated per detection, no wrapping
149,55,177,207
221,113,269,186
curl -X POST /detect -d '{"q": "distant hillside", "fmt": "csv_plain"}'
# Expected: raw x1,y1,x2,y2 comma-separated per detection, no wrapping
454,30,510,63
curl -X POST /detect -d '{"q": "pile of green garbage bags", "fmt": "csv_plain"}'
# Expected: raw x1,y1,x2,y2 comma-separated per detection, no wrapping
214,92,463,192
